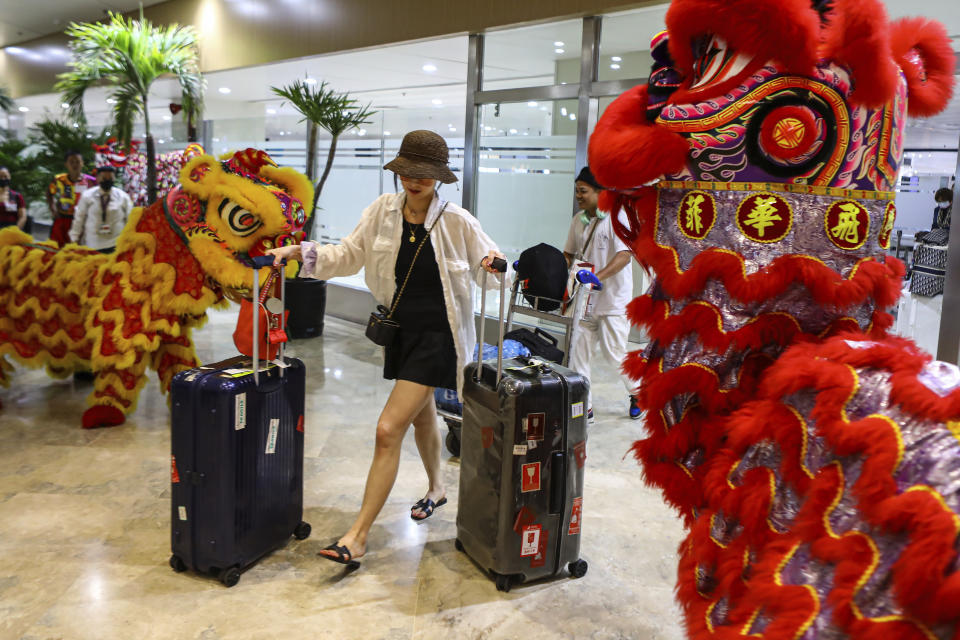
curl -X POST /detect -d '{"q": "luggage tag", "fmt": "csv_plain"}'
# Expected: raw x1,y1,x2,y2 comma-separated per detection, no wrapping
264,297,290,365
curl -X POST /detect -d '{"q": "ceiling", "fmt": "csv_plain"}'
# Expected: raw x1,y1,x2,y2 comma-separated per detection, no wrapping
6,0,960,150
0,0,167,48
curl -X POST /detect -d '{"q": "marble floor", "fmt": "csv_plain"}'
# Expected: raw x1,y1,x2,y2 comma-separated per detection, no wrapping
0,307,685,640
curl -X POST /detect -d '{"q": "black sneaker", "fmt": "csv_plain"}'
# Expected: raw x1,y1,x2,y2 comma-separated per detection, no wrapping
629,396,641,420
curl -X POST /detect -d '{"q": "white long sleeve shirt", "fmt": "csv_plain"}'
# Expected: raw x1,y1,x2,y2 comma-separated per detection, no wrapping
68,186,132,250
300,192,502,395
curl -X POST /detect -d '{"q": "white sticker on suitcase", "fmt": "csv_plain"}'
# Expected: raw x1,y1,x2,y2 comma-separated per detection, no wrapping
520,524,541,557
235,393,246,430
178,506,187,521
265,418,279,454
571,401,584,419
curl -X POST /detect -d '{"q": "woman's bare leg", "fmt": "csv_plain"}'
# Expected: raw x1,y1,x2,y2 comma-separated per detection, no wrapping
410,395,445,518
319,379,433,561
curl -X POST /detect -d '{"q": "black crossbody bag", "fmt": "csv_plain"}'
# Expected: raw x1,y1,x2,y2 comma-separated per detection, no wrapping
366,203,447,346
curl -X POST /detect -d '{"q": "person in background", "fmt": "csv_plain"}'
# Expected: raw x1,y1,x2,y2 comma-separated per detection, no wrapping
48,150,96,247
0,167,27,230
267,130,505,568
69,166,132,252
563,166,640,422
933,186,953,231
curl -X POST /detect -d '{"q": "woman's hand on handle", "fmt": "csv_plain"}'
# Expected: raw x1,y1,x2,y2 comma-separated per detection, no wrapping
266,244,302,266
481,250,507,274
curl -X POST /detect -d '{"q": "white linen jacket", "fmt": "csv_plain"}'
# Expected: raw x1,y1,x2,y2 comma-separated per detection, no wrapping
300,192,503,395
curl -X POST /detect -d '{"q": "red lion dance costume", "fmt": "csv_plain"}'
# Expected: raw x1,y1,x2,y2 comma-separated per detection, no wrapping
589,0,958,637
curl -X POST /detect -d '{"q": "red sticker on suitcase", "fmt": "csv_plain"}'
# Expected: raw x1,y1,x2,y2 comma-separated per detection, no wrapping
520,524,541,557
531,528,549,568
573,441,586,468
513,506,537,534
568,497,583,535
521,462,541,493
296,414,304,433
481,427,494,449
171,455,180,483
526,412,545,441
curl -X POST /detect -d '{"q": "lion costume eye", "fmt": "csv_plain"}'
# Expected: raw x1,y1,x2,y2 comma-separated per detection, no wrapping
690,34,753,91
218,199,263,237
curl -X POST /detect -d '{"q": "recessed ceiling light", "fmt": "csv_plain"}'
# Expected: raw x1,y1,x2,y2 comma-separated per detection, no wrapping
158,138,165,144
610,63,621,70
555,48,564,54
60,102,69,109
163,115,171,121
279,131,285,136
358,129,366,136
554,41,564,47
384,130,391,136
17,106,28,112
448,127,456,132
611,56,622,62
432,99,442,105
218,87,231,94
527,101,538,107
266,108,277,115
509,128,518,134
304,77,317,85
422,63,437,72
106,98,117,104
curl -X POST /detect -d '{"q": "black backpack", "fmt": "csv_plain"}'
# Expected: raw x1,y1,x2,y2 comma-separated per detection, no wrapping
503,327,564,364
515,243,568,312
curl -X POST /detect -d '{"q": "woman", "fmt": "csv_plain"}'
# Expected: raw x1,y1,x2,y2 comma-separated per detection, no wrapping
267,130,505,567
0,167,27,231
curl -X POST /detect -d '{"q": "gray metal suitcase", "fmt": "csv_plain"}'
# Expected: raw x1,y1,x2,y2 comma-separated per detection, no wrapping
455,261,589,592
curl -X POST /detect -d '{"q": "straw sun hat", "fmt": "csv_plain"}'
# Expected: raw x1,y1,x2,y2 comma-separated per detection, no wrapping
383,129,458,184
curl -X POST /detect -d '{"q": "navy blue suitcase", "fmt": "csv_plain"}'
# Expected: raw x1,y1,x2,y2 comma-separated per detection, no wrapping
169,260,310,587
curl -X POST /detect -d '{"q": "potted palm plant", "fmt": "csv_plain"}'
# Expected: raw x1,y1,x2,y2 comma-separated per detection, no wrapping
271,80,376,338
55,11,204,204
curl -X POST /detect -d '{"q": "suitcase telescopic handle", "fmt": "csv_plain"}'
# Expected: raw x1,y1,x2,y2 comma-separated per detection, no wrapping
476,257,508,386
250,257,287,385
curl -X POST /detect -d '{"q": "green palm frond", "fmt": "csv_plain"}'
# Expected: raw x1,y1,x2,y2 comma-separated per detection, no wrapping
54,11,204,202
54,11,204,144
0,86,14,113
271,81,376,137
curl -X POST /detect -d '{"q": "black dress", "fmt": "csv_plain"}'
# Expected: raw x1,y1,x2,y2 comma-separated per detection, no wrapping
383,222,458,389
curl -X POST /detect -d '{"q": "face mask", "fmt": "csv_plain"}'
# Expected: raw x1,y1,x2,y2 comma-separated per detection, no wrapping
0,179,9,188
579,210,609,224
100,180,114,191
938,201,950,209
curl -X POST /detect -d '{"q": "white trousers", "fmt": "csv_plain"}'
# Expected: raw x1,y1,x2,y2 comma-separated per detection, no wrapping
568,314,636,409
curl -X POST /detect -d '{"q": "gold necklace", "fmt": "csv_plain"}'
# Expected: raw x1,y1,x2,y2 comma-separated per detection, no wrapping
405,220,421,243
404,203,426,243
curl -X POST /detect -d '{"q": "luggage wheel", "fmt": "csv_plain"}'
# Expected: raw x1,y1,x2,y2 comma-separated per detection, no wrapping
294,521,312,540
568,559,588,578
494,572,514,592
445,429,461,457
219,566,241,588
169,555,187,573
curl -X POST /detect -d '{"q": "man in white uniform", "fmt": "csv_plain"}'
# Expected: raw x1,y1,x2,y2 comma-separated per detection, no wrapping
563,166,639,421
69,166,132,252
